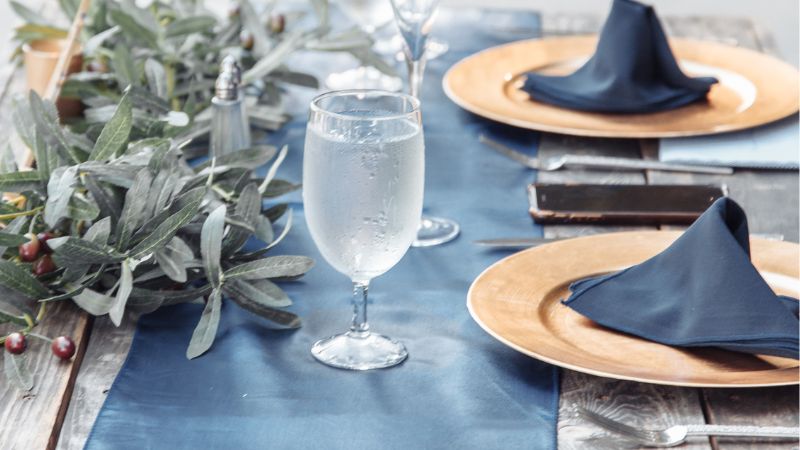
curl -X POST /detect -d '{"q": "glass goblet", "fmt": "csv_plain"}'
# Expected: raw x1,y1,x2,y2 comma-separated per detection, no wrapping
390,0,460,247
303,90,424,370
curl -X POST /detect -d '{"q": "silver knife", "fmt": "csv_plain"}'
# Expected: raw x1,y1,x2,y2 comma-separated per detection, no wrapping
479,135,734,175
474,237,563,249
475,233,785,249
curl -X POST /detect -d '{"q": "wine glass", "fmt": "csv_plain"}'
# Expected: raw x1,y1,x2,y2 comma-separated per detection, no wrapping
390,0,459,247
325,0,402,92
303,90,424,370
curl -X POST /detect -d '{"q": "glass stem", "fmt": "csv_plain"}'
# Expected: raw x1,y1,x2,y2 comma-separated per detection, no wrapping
350,281,370,337
406,57,426,99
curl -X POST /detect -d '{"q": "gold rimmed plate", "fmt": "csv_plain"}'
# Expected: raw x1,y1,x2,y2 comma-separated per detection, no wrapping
467,231,800,387
443,36,800,138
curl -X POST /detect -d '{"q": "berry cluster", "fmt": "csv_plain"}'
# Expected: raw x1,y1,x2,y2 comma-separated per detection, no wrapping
3,332,76,360
18,232,57,276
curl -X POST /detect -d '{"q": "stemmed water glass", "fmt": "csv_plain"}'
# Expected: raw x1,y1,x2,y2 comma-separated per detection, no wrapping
325,0,402,92
303,90,424,370
390,0,459,247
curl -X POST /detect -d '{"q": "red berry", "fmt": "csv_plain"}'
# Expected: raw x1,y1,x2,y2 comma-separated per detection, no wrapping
18,235,40,262
87,60,108,73
37,232,54,254
33,254,56,276
268,14,286,34
240,30,254,50
51,336,76,360
4,332,26,354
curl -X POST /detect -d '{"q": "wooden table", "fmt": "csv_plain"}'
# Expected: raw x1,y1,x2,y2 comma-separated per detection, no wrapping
0,7,797,450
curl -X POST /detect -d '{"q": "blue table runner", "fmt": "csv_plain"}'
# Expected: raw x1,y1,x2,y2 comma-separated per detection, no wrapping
85,9,557,450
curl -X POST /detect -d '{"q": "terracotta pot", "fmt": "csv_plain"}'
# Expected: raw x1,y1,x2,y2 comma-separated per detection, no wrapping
22,38,84,120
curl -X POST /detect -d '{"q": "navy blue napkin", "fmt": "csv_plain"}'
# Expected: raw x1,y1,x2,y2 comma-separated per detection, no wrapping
563,198,799,359
521,0,718,113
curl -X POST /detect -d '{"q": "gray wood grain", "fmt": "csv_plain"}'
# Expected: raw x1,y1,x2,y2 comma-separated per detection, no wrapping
0,302,90,450
648,16,800,450
536,134,712,450
56,316,137,450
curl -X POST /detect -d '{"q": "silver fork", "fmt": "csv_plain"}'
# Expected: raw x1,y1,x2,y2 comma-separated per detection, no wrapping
576,406,799,447
478,134,734,175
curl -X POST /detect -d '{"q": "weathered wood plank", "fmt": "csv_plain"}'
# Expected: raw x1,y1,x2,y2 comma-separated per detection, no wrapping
0,302,91,450
56,316,136,450
0,3,98,450
535,134,712,450
649,17,800,450
703,387,800,450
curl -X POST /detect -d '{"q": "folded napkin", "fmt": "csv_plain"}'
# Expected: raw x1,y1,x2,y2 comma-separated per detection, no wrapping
521,0,718,113
563,198,799,359
660,115,800,169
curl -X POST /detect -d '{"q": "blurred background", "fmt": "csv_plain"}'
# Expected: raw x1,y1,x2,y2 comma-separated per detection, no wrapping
1,0,797,66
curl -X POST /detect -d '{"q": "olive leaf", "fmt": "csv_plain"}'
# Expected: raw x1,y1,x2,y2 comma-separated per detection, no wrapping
221,183,260,255
116,168,153,250
195,146,277,171
49,236,125,264
201,205,226,288
223,278,292,309
44,166,78,227
224,256,314,281
85,217,112,244
0,171,44,192
84,175,122,226
186,288,222,359
111,44,138,88
89,91,133,161
128,193,202,259
67,194,101,222
71,286,114,315
29,91,82,164
0,233,27,247
264,203,289,223
0,217,28,258
109,259,133,326
257,144,288,194
109,4,158,49
228,292,301,328
0,260,50,299
10,1,48,25
165,15,216,38
144,58,167,100
4,351,33,391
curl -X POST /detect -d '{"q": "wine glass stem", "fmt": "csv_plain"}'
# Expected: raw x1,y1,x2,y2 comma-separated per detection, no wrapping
406,57,426,99
350,281,370,337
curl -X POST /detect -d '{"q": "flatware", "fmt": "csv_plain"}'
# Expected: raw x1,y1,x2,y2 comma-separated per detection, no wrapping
474,237,561,248
576,406,799,447
475,234,785,249
479,135,734,174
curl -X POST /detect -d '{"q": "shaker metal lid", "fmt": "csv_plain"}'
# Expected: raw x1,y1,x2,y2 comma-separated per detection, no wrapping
215,55,242,100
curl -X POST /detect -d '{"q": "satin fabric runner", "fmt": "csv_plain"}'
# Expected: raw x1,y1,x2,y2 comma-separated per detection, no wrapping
85,9,559,450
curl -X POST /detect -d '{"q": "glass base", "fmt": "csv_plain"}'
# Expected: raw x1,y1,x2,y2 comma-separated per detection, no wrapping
325,66,403,92
311,331,408,370
412,215,460,247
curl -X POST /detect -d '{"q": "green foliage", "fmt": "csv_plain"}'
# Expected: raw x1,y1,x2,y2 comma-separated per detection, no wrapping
11,0,395,136
0,0,408,388
0,92,310,353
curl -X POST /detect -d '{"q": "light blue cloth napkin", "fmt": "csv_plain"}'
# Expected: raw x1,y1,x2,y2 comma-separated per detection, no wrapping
659,115,800,169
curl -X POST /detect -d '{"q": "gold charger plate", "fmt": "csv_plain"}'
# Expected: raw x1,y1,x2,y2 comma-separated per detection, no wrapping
467,231,800,387
443,36,800,138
